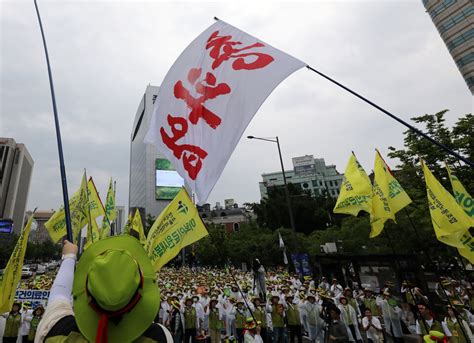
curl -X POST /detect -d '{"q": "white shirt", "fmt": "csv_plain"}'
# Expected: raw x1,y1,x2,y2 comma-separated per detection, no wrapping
416,318,433,334
362,316,383,342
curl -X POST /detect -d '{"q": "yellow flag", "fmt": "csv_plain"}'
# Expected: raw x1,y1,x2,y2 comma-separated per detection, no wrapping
0,215,34,313
421,159,472,249
145,188,208,271
45,172,89,243
131,208,146,245
87,178,105,220
333,154,372,216
123,213,133,235
100,178,116,238
446,164,474,219
84,218,101,250
445,164,474,262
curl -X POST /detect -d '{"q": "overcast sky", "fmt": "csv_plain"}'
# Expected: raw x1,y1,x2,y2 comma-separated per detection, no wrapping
1,0,472,213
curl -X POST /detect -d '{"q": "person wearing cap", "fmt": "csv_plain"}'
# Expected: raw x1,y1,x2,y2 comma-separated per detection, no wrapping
234,300,249,343
338,296,362,342
423,330,447,343
34,237,173,343
26,305,44,343
20,301,34,342
441,304,473,343
225,297,237,339
244,318,263,343
327,306,349,342
251,298,268,343
330,279,344,301
319,277,330,292
207,298,224,343
361,308,383,343
304,294,324,343
266,295,285,343
2,302,22,343
285,295,302,343
377,291,403,343
343,288,360,319
183,297,199,343
167,300,185,343
361,288,379,318
416,303,444,341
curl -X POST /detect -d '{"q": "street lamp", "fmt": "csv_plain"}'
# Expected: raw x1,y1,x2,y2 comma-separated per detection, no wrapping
247,135,297,235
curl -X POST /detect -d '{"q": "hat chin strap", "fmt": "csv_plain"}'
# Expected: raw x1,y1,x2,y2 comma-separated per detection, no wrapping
87,273,144,343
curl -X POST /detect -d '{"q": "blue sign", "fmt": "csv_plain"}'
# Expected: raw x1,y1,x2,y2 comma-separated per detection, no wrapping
291,253,312,277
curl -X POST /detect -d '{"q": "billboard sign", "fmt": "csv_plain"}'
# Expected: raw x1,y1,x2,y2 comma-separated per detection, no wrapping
156,158,185,200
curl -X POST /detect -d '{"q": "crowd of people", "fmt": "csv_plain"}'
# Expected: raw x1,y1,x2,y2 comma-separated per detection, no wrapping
2,247,474,343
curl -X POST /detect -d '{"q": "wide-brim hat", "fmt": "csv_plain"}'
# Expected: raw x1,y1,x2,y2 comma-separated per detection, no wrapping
423,330,446,343
73,235,160,343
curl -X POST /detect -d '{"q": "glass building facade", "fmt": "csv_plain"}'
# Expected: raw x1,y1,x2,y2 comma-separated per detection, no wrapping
423,0,474,94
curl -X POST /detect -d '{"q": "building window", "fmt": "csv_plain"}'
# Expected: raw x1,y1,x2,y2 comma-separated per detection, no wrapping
233,223,240,232
456,52,474,68
221,212,227,217
446,28,474,51
439,7,474,33
429,0,455,20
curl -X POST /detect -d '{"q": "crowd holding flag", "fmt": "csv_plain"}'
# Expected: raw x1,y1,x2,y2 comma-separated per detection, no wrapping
0,214,34,313
145,188,208,271
144,19,306,204
333,153,372,216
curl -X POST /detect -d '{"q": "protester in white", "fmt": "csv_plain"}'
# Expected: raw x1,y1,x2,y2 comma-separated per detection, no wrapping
441,305,474,342
20,307,33,342
303,295,325,343
161,298,173,325
330,279,344,300
318,277,330,291
376,291,403,342
361,308,383,343
337,297,362,342
225,298,237,338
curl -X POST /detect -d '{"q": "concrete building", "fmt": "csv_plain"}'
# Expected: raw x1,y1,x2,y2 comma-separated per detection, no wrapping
197,200,253,233
423,0,474,94
26,210,54,244
129,85,184,219
259,155,344,199
0,138,34,234
115,205,126,234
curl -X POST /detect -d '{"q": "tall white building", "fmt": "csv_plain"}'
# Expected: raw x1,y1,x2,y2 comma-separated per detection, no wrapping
129,85,184,219
259,155,344,199
0,138,34,234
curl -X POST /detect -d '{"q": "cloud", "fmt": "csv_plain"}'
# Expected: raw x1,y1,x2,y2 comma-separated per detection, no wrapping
1,1,471,214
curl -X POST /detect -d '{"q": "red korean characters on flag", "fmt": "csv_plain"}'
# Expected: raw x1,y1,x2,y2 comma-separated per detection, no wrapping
145,19,305,203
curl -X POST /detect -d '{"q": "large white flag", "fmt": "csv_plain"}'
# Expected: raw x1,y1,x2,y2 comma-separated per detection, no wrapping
145,19,305,203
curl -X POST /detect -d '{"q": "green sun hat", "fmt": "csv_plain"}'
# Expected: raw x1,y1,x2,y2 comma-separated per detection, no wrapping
423,330,446,343
72,235,160,343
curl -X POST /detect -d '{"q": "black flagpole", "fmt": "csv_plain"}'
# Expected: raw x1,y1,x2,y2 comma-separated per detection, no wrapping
34,0,73,242
305,65,474,169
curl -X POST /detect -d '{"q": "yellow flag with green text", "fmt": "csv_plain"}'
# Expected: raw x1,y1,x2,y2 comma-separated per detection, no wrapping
84,218,101,250
0,215,34,313
45,172,89,243
123,213,133,235
446,164,474,219
87,178,105,220
370,152,395,238
446,164,474,262
333,154,372,216
421,159,472,249
145,188,208,271
132,208,146,245
101,178,116,238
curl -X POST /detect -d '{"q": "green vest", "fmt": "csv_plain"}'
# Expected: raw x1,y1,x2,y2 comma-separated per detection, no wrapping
4,312,21,337
235,309,246,329
446,317,468,343
341,305,353,325
419,319,443,336
253,308,266,327
286,305,300,326
271,305,284,328
363,298,378,316
348,298,358,314
209,308,223,330
184,307,197,329
28,315,42,341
